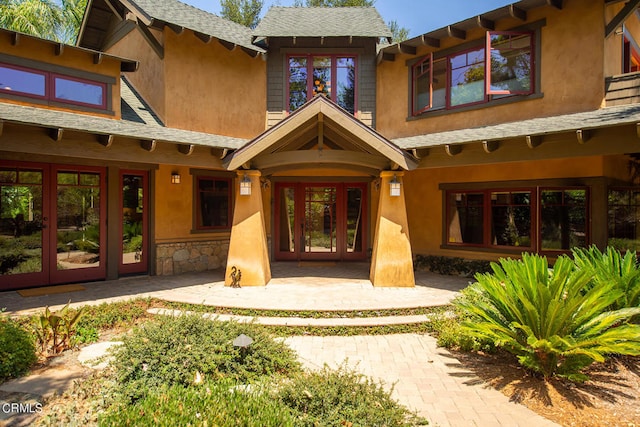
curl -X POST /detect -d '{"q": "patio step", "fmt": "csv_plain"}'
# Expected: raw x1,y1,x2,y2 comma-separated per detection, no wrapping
147,308,438,327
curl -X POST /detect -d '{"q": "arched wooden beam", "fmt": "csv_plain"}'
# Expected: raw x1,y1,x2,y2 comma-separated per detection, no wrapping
140,139,156,152
211,147,229,159
420,35,440,48
411,148,430,159
165,23,184,35
447,25,466,40
576,129,591,144
445,144,462,156
93,53,103,65
49,128,64,142
526,135,543,149
509,5,527,21
218,39,236,51
178,144,194,155
482,140,500,153
476,15,495,30
193,31,212,43
55,43,64,56
97,134,114,147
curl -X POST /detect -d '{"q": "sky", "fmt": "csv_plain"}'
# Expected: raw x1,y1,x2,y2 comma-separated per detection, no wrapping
183,0,515,38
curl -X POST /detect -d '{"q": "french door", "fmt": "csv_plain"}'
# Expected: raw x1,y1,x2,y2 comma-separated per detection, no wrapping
119,171,148,275
0,162,106,290
275,182,367,261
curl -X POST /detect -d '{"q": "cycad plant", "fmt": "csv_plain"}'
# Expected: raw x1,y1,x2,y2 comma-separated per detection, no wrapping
572,245,640,310
456,253,640,381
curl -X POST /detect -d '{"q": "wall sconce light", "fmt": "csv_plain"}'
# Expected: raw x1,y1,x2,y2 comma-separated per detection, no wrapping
389,175,401,197
239,174,252,196
171,172,181,184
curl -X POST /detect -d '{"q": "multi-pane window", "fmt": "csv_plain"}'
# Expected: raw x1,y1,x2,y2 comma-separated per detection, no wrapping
445,187,587,252
196,177,231,230
288,54,356,113
0,63,107,109
608,188,640,251
412,30,533,115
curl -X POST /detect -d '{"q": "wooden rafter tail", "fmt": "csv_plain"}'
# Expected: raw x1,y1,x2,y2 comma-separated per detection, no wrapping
482,140,500,153
445,144,462,156
526,135,543,149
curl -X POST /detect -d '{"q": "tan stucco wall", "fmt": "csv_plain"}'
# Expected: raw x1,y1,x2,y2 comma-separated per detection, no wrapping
404,156,608,259
108,27,166,122
163,31,266,137
376,1,605,140
0,32,123,118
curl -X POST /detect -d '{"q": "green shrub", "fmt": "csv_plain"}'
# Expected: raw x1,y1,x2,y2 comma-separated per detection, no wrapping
573,245,640,310
275,364,428,427
457,253,640,381
99,379,295,427
414,254,491,277
110,314,301,401
430,303,495,353
0,314,38,381
76,299,149,331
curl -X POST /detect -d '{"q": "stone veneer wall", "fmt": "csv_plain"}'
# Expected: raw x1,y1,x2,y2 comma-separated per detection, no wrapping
156,240,229,276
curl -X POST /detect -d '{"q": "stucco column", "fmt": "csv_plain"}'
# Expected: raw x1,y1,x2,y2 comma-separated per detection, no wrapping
224,170,271,286
369,171,415,287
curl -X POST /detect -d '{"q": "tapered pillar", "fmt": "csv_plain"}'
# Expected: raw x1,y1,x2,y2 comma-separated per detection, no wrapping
225,170,271,286
370,171,415,287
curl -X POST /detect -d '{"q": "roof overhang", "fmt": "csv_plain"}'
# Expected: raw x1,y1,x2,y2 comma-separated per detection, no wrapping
224,95,418,174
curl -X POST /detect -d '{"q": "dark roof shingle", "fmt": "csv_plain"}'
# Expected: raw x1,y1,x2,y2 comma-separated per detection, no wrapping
253,6,391,39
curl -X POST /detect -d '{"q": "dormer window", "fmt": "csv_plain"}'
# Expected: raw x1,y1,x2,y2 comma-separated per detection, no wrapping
288,54,356,114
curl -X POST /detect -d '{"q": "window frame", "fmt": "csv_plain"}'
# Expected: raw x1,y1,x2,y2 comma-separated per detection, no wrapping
193,175,232,232
287,53,358,113
410,28,536,116
0,62,48,100
444,185,589,254
51,73,107,109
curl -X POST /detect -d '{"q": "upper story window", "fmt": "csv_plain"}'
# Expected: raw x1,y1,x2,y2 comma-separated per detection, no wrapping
412,31,534,115
288,54,356,114
0,61,108,111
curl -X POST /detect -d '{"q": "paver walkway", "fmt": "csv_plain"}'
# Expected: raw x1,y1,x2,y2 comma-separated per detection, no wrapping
0,264,560,426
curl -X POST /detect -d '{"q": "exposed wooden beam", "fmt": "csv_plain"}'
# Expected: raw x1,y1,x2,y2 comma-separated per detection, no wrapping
211,147,229,159
93,52,103,65
377,51,396,63
165,23,184,35
445,144,462,156
241,47,261,58
55,43,64,56
218,39,236,51
317,112,324,151
576,129,592,144
447,25,466,40
97,134,114,147
526,135,543,148
0,120,4,137
547,0,563,9
637,123,640,139
193,31,212,43
178,144,194,155
137,23,164,59
103,0,125,20
11,33,20,46
411,148,430,159
605,0,640,38
509,5,527,21
420,35,440,48
396,43,417,55
140,139,156,152
49,128,64,142
476,15,495,31
482,140,500,153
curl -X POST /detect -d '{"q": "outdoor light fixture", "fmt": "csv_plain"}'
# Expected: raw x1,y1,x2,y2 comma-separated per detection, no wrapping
171,172,181,184
390,175,401,197
239,173,252,196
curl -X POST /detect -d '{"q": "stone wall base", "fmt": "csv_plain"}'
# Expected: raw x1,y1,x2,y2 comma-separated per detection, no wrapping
155,240,229,276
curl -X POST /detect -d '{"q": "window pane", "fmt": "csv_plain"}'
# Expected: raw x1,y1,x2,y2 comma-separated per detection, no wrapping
57,172,78,185
289,57,308,111
449,48,485,107
447,192,484,244
491,191,531,247
608,188,640,251
336,57,355,114
489,33,532,93
80,173,100,186
198,178,230,228
0,65,46,97
278,187,296,253
312,56,331,99
413,58,430,113
0,169,17,183
54,76,104,107
540,189,587,250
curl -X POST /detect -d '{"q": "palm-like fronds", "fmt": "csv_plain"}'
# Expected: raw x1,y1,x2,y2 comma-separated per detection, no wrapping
456,253,640,380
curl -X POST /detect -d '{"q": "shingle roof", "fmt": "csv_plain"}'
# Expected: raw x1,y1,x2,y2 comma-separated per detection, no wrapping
253,6,391,39
392,104,640,149
128,0,264,53
0,101,247,150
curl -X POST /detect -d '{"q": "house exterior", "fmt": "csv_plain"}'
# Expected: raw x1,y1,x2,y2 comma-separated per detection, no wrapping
1,0,640,291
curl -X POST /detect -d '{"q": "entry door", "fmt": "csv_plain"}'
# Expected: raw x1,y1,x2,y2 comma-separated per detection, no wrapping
0,162,106,290
275,182,367,261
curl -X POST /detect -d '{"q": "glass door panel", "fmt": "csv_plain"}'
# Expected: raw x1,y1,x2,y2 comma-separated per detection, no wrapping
303,186,337,256
278,186,296,254
56,171,101,271
346,187,363,254
0,167,46,288
121,172,147,274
